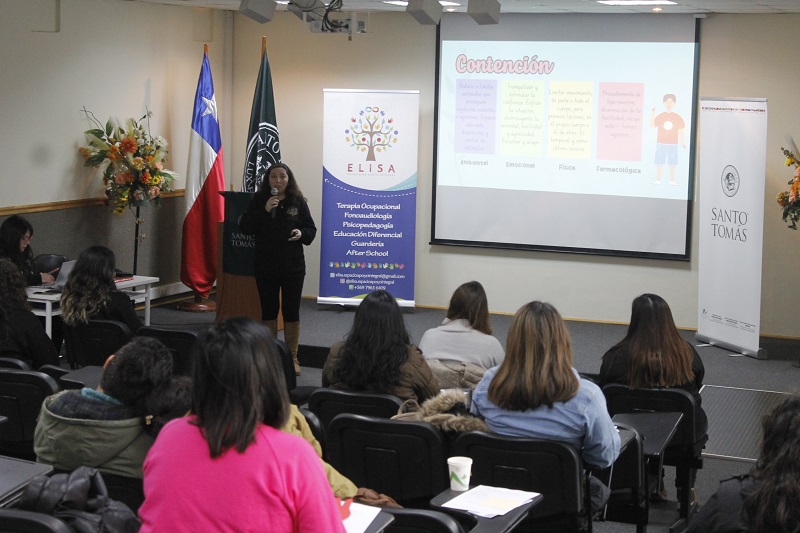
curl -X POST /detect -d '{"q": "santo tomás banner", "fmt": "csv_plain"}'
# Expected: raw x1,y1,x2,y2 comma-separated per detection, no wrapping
318,89,420,307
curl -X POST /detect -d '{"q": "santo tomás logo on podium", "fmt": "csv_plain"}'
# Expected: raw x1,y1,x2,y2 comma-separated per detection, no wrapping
319,90,420,307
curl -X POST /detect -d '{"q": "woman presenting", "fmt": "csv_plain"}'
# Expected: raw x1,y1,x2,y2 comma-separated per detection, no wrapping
240,163,316,375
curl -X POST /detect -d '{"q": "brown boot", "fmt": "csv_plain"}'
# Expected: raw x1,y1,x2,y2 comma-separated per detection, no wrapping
263,320,278,338
283,321,301,375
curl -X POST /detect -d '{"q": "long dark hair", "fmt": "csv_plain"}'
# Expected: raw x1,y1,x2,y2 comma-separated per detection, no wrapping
0,215,34,265
446,281,492,335
488,301,578,410
743,394,800,532
0,259,30,342
611,293,693,388
60,246,116,326
192,317,290,458
257,162,304,202
333,290,411,392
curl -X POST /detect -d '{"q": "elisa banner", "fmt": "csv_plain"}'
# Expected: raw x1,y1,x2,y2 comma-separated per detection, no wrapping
318,89,420,307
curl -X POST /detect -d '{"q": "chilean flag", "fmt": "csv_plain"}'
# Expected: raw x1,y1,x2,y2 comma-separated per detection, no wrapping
180,48,225,298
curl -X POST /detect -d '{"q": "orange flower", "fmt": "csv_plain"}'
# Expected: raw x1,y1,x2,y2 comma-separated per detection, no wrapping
120,137,137,154
142,171,151,184
79,147,89,158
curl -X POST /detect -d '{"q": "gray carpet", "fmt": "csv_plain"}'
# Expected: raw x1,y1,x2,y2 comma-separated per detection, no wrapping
146,295,800,533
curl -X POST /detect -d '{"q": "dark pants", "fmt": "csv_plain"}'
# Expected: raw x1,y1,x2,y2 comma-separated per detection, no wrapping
255,270,305,322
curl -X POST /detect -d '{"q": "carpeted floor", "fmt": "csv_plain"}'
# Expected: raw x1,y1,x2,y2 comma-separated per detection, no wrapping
146,294,800,533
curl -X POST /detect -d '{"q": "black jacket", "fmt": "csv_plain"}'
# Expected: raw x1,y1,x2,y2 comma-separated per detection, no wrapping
239,190,316,274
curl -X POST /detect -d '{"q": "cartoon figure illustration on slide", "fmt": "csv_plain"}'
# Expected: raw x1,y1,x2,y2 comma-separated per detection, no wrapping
650,93,686,185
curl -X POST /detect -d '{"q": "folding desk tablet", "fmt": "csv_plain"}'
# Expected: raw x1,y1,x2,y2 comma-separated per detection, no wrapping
0,455,53,507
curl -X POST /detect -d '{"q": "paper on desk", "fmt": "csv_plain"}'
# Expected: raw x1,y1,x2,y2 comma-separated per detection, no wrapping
442,485,538,518
342,501,382,533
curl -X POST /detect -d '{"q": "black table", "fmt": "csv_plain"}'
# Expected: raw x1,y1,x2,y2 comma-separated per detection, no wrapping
0,455,53,508
613,412,683,459
60,365,104,390
431,486,542,533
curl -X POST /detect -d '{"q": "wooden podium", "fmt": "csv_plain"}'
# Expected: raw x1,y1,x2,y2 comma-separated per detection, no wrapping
215,192,282,330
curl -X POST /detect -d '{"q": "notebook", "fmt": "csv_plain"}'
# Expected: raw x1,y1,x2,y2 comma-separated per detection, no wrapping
31,259,75,292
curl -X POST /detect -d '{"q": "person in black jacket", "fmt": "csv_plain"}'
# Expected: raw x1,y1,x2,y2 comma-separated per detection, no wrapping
240,163,316,375
689,393,800,533
0,214,55,286
599,293,707,503
59,246,142,333
0,259,59,368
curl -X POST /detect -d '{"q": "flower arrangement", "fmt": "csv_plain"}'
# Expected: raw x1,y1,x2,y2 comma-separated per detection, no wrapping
776,146,800,230
79,109,176,214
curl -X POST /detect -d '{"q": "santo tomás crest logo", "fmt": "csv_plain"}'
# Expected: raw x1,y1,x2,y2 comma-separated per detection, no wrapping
345,106,399,162
721,165,740,197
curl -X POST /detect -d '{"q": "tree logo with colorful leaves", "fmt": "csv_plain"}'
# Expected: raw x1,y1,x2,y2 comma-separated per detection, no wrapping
345,106,398,161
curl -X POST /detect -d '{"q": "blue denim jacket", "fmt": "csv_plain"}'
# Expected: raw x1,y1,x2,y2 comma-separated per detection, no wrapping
471,367,621,468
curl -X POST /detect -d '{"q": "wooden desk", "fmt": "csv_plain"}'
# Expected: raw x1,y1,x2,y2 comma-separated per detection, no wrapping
0,455,53,508
431,487,542,533
26,275,159,337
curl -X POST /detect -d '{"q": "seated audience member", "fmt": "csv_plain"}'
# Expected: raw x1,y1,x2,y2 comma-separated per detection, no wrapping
60,245,143,333
419,280,504,388
689,393,800,533
141,376,193,438
470,301,620,469
34,336,173,478
0,214,55,286
139,317,345,532
0,259,59,368
323,289,439,403
1,215,64,350
599,293,707,502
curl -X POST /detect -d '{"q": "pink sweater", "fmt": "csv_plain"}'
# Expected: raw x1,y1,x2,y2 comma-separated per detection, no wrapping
139,417,345,533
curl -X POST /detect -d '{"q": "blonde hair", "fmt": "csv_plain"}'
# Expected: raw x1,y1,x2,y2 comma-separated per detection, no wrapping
488,301,578,410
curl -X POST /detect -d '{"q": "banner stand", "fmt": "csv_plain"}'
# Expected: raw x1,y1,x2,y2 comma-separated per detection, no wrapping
696,97,767,360
695,333,765,360
318,89,420,307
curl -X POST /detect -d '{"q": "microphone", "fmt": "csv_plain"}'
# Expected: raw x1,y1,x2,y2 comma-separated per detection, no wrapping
270,187,279,219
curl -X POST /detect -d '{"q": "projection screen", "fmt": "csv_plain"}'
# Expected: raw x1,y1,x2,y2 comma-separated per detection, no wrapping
432,14,699,260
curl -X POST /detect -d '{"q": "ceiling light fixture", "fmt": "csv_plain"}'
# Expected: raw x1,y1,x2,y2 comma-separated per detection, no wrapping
467,0,500,25
597,1,676,5
407,0,444,25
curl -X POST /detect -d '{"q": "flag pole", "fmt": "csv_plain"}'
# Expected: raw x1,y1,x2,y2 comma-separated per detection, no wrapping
178,42,224,313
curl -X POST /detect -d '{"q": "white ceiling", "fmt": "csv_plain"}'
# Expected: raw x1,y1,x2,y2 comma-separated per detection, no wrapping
126,0,800,15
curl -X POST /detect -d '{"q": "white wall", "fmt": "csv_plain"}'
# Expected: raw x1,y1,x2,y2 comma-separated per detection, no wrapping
3,3,799,336
229,12,800,336
0,0,233,206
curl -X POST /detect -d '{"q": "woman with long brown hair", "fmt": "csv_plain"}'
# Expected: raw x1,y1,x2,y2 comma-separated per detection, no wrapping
59,245,142,332
470,301,619,469
599,293,707,501
419,281,504,388
240,163,317,375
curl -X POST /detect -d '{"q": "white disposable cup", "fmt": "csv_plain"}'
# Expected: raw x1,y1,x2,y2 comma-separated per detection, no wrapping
447,456,473,491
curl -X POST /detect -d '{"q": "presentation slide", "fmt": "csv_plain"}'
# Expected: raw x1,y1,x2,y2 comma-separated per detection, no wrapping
433,14,699,259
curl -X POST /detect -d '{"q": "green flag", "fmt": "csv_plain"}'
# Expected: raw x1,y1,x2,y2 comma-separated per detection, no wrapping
242,44,281,192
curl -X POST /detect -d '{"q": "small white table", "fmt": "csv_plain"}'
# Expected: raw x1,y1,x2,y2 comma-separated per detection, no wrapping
26,275,159,337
